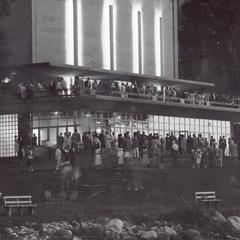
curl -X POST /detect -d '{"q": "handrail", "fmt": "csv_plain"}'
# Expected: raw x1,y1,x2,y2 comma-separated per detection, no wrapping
3,87,240,110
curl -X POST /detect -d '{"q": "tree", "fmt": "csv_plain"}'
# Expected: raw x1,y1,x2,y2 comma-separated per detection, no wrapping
179,0,240,92
0,0,15,17
0,0,15,78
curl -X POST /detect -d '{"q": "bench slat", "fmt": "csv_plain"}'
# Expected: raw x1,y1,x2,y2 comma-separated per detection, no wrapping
3,196,35,208
4,196,32,199
6,204,37,207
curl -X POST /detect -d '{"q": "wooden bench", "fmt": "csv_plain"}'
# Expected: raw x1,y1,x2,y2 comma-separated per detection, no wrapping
3,195,37,216
195,191,221,209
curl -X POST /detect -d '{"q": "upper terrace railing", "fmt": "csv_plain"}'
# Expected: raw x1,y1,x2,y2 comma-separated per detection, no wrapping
12,86,240,111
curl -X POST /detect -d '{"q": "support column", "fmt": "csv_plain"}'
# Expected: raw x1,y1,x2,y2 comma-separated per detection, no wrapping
18,113,31,146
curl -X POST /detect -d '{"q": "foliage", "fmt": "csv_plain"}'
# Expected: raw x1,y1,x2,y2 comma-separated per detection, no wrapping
0,0,15,18
179,0,240,92
0,0,15,76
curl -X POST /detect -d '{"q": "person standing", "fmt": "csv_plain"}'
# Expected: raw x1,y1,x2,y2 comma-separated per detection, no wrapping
57,133,64,149
180,135,187,158
141,143,150,168
217,148,223,168
208,142,217,168
195,147,203,168
26,145,34,172
220,136,226,157
72,129,81,148
32,134,37,147
92,135,102,168
14,135,19,157
99,131,106,150
171,140,179,166
132,132,140,159
117,134,124,165
55,146,62,171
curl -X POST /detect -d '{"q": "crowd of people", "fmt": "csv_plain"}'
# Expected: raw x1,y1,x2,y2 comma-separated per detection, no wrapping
55,129,239,169
15,77,240,109
53,129,240,191
14,128,240,191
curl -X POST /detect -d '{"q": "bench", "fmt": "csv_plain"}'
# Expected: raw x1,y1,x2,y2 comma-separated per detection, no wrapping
195,191,221,209
3,195,37,216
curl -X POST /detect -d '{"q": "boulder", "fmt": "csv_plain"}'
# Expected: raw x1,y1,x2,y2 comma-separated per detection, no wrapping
55,229,73,239
71,220,81,229
156,226,177,240
164,226,177,236
213,211,226,222
73,237,83,240
106,218,124,233
183,229,202,240
228,216,240,231
141,230,158,239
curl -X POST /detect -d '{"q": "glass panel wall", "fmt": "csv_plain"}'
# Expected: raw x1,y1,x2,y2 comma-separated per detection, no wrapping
0,114,18,157
31,111,231,148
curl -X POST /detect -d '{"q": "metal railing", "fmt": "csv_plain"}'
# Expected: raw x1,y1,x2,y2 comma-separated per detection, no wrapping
9,87,240,111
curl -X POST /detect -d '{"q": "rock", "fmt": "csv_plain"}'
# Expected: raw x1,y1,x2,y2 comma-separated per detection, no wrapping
183,229,202,240
164,226,177,236
213,211,226,222
73,237,83,240
56,229,73,239
155,226,177,240
71,220,81,229
80,221,89,231
228,216,240,231
141,230,158,239
106,218,124,233
96,216,110,225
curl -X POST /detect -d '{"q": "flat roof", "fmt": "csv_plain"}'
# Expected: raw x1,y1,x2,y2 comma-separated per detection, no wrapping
18,62,215,89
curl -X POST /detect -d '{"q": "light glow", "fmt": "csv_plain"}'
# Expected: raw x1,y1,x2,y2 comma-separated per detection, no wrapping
132,1,143,74
77,0,83,66
65,0,74,65
102,0,117,70
155,8,163,76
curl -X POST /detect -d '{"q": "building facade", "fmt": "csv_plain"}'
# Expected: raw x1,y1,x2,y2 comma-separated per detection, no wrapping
0,0,239,158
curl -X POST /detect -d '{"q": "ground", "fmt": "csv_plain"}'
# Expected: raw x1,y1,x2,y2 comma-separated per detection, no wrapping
0,153,240,226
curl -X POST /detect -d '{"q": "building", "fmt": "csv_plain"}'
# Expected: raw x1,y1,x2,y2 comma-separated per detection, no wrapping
0,0,239,157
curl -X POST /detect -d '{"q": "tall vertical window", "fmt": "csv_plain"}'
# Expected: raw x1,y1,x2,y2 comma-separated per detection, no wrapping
138,11,143,74
155,8,163,76
77,0,83,66
102,0,116,70
0,114,18,157
109,5,114,70
65,0,74,65
132,3,143,74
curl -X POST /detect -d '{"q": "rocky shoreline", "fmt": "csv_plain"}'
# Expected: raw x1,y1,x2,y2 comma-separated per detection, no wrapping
2,208,240,240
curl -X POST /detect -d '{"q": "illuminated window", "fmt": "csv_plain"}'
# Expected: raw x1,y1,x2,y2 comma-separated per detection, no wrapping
102,1,117,70
132,3,143,74
155,9,163,76
0,114,18,157
65,0,74,65
77,0,83,66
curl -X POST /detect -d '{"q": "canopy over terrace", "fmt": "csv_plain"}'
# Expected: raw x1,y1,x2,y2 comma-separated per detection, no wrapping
11,62,214,90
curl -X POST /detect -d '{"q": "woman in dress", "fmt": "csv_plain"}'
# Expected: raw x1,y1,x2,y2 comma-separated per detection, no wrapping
92,136,102,168
141,141,150,168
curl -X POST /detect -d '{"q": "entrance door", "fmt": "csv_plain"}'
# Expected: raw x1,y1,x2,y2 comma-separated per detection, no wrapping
40,128,48,145
49,128,57,146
